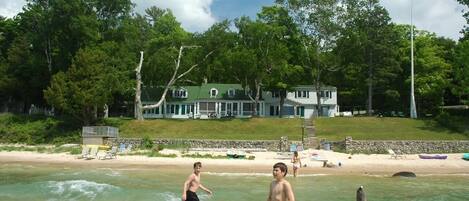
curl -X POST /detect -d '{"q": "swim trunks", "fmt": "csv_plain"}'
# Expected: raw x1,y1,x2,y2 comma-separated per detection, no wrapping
186,190,199,201
293,163,300,170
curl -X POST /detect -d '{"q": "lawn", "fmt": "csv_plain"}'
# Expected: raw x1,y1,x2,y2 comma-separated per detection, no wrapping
107,118,304,141
315,117,469,141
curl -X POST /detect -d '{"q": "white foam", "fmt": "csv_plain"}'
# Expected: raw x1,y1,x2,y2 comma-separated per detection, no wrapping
157,192,180,201
46,180,118,200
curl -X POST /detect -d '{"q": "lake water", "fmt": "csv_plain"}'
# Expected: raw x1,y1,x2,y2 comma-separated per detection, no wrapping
0,163,468,201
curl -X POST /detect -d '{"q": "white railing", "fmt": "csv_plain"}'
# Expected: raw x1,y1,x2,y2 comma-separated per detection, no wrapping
82,126,119,138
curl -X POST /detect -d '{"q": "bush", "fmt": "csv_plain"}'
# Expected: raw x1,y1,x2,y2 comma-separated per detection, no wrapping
0,113,81,145
141,136,154,150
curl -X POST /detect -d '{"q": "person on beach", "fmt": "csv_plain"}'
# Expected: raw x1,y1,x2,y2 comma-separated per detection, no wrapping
267,162,295,201
182,162,212,201
291,151,302,177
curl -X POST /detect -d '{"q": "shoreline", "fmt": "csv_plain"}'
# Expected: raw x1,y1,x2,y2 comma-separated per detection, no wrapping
1,150,469,176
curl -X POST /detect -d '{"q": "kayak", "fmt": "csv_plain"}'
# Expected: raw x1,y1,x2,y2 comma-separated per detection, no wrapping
418,154,447,160
463,153,469,161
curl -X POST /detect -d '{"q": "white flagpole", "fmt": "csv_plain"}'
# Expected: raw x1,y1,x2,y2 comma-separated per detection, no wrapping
410,0,418,118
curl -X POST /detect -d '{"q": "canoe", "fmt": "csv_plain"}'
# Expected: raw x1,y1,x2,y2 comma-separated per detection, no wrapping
418,154,447,160
463,153,469,161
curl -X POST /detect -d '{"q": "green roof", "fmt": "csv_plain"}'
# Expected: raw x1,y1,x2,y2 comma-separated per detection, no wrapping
142,83,253,102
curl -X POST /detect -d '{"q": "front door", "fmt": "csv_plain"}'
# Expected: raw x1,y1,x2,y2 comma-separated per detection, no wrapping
296,106,305,117
227,103,232,116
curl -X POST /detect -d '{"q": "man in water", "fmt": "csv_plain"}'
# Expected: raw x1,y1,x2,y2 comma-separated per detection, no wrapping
182,162,212,201
267,162,295,201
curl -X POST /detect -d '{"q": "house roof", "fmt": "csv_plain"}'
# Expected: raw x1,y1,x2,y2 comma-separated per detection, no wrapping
142,83,253,102
294,85,337,90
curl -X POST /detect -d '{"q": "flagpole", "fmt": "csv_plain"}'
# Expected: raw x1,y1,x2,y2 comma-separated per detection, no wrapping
410,0,417,118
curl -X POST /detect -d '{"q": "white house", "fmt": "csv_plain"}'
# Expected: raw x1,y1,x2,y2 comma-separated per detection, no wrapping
141,83,338,119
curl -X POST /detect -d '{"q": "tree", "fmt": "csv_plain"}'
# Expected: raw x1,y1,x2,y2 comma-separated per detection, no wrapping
335,0,401,114
135,46,213,120
44,45,123,125
394,26,452,114
276,0,343,117
453,40,469,104
457,0,469,40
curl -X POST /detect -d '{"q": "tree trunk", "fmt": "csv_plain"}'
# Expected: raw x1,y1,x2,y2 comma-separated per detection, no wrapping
103,104,109,118
139,47,214,115
249,79,261,117
367,50,373,116
315,70,322,117
135,51,144,120
279,90,286,118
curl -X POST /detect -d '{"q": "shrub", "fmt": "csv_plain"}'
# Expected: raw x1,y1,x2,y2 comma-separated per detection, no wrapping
141,136,154,150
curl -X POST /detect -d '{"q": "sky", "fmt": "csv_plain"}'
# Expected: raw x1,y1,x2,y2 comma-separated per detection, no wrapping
0,0,466,40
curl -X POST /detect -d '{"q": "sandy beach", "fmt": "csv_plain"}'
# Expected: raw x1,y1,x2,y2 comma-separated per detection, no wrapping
1,149,468,176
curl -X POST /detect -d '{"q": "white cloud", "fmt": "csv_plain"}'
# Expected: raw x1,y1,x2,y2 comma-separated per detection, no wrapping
0,0,26,18
381,0,466,40
132,0,216,33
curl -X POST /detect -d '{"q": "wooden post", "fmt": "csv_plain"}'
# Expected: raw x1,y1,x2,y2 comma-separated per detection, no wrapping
356,186,366,201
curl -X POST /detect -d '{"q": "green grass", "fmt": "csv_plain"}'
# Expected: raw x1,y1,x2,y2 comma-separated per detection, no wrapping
0,145,81,155
315,117,469,141
110,118,304,141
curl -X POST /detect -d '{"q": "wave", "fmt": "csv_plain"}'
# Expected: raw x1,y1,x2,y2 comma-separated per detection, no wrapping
45,180,119,201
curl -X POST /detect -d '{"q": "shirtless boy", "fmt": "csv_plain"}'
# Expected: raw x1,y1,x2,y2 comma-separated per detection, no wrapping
267,162,295,201
182,162,212,201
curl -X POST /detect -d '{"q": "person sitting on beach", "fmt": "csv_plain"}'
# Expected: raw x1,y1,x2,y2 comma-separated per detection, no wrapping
267,162,295,201
291,151,302,177
182,162,212,201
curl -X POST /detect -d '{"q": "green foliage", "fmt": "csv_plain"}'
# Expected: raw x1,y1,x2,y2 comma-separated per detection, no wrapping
141,136,154,150
0,113,81,145
0,145,81,155
147,150,177,158
182,153,227,159
44,44,129,125
453,40,469,104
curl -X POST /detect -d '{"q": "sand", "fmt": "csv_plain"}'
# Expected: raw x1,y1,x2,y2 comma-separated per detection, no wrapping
1,149,468,176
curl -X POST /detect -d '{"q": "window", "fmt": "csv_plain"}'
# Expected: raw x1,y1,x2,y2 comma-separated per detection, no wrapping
320,90,332,98
296,90,309,98
173,88,188,98
210,88,218,98
228,89,235,97
271,91,280,98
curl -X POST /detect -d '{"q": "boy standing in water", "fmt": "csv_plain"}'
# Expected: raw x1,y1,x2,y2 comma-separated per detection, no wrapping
182,162,212,201
267,162,295,201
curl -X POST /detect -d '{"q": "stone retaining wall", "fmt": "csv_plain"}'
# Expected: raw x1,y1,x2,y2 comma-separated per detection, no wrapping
344,137,469,154
108,138,302,152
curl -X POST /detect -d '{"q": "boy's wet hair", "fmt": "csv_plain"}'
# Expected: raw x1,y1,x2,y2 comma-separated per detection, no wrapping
193,162,202,168
294,151,298,156
273,162,288,176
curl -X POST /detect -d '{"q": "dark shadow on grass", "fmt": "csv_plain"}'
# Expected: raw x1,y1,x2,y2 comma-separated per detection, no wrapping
419,117,469,137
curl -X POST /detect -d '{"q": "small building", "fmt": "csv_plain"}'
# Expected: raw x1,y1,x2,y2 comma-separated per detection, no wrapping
82,126,119,145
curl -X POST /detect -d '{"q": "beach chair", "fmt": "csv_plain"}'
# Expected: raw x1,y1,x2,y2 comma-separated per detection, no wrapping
290,144,297,152
100,146,117,160
297,144,304,152
85,146,98,160
78,145,90,159
387,149,404,159
118,143,126,153
125,144,133,152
